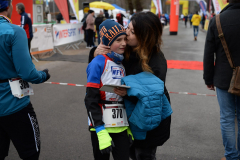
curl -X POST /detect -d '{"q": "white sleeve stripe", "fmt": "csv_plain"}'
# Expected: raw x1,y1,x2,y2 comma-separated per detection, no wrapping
21,16,25,28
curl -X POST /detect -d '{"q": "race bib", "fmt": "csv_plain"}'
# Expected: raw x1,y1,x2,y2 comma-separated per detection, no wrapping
102,104,129,128
9,78,34,99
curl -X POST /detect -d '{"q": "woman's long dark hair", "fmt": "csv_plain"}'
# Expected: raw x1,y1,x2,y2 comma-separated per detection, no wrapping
125,12,163,73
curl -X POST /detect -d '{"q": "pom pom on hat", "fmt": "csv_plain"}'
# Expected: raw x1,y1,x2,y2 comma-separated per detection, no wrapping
99,19,126,46
0,0,9,10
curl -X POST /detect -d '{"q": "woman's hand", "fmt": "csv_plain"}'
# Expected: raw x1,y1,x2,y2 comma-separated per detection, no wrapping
94,40,111,57
114,87,127,97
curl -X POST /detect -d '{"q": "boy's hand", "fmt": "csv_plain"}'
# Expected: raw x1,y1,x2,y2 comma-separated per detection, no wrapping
94,39,111,57
114,87,127,97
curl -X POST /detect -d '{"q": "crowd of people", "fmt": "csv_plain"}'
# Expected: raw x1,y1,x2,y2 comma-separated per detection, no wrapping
1,0,240,159
81,10,126,49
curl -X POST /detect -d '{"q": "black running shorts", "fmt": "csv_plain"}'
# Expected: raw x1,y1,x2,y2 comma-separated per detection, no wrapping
0,102,40,159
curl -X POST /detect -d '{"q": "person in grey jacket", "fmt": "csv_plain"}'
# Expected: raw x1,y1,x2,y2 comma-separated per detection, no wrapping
203,1,240,159
86,10,95,48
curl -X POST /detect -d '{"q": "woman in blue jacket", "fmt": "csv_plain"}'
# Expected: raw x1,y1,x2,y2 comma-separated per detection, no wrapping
90,12,172,160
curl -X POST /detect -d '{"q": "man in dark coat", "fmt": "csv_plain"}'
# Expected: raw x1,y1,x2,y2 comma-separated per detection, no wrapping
95,10,105,44
203,1,240,159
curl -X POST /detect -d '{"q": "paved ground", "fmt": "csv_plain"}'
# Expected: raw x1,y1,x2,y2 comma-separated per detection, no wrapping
6,21,225,160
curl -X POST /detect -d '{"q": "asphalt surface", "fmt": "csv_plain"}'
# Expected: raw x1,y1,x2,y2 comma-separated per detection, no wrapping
6,21,225,160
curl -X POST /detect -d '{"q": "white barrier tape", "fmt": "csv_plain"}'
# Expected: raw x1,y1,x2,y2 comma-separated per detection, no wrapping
44,82,217,97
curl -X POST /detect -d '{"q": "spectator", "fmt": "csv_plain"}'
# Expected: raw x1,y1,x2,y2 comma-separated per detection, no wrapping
116,12,126,26
189,13,193,27
56,12,63,23
201,13,206,29
191,11,201,41
81,11,90,43
0,0,50,159
86,10,95,48
184,13,188,27
16,3,33,58
203,1,240,160
104,9,109,19
180,13,184,20
160,14,167,28
95,10,106,44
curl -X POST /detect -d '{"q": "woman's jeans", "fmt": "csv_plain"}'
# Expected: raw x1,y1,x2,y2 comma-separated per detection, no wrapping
193,26,199,37
216,88,240,160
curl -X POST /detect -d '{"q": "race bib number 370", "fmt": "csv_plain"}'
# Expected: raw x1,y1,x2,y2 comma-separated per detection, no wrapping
102,104,129,128
9,78,34,99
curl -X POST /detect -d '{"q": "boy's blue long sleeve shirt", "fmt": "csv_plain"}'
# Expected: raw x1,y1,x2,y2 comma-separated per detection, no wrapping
0,17,46,116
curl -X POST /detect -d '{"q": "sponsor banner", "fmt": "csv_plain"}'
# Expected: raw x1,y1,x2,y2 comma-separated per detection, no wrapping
212,0,221,14
218,0,228,10
204,19,209,31
31,24,54,53
153,0,163,16
73,0,79,20
55,0,69,23
68,0,78,20
199,0,207,15
53,23,84,46
170,0,179,33
151,0,156,14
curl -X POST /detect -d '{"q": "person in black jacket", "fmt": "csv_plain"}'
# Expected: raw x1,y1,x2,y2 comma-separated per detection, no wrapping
203,1,240,160
95,10,106,44
89,12,171,160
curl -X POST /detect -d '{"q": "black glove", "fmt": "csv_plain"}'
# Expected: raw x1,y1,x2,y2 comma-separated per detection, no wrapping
100,141,115,154
42,69,50,81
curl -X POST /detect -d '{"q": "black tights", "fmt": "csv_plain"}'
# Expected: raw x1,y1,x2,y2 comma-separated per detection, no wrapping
0,151,40,160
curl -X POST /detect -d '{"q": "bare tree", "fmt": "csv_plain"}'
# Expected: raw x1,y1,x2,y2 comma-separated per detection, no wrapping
127,0,134,14
134,0,143,12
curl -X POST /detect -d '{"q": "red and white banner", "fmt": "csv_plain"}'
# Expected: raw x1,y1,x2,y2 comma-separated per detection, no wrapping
212,0,222,14
152,0,162,16
53,23,84,46
55,0,70,23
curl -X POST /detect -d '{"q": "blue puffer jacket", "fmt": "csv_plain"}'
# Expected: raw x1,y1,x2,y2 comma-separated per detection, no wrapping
121,72,173,140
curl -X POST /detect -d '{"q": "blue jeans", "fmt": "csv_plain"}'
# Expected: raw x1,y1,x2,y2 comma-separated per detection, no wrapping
193,26,199,37
216,88,240,160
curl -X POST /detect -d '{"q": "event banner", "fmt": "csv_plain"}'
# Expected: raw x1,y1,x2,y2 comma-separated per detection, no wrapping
55,0,69,23
53,23,84,46
68,0,78,20
212,0,222,14
152,0,162,16
170,0,179,35
218,0,228,9
151,0,156,14
199,0,207,15
31,24,53,52
73,0,79,20
204,19,210,31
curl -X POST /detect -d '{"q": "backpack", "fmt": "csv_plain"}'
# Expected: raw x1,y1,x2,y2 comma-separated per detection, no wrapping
116,13,122,22
82,20,87,30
